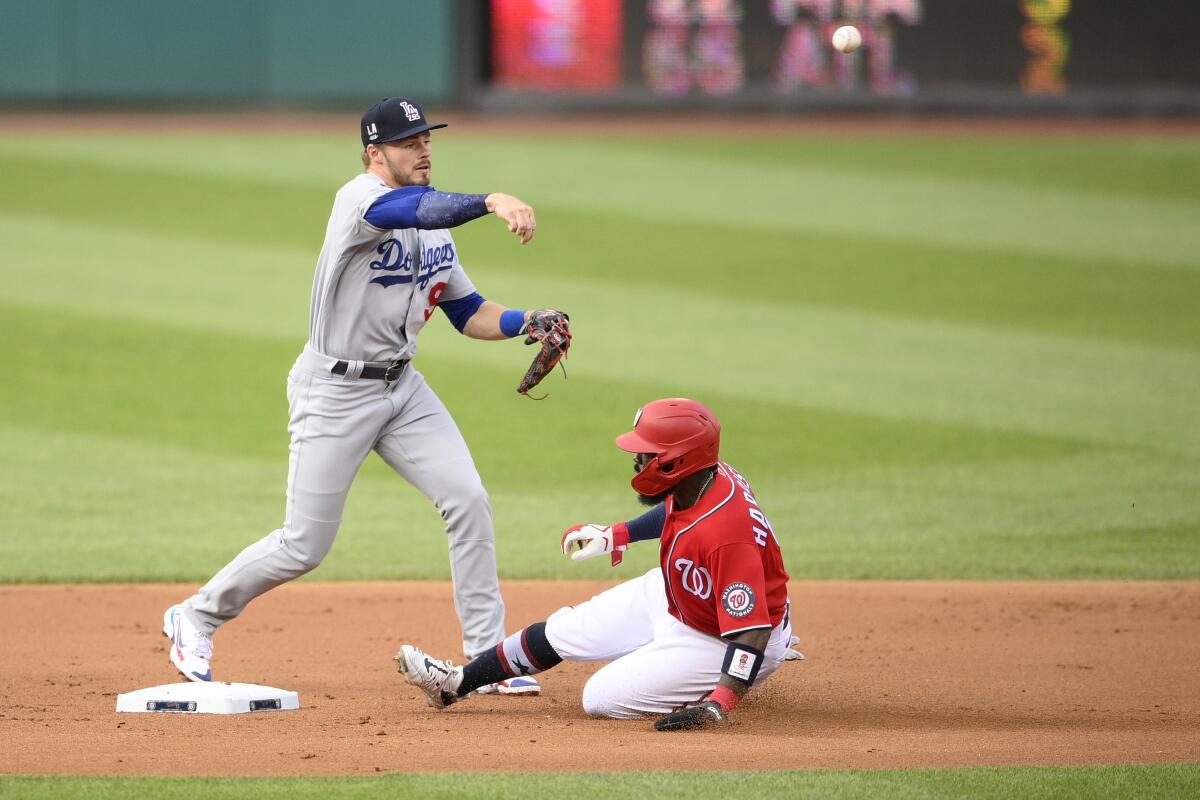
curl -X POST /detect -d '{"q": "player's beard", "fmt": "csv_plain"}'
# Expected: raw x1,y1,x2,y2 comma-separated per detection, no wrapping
636,488,672,507
381,149,431,187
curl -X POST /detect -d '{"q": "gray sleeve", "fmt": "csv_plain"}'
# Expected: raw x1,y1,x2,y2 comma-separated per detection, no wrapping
440,261,478,303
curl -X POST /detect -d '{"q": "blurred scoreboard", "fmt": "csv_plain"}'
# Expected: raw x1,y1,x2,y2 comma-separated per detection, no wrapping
484,0,1200,109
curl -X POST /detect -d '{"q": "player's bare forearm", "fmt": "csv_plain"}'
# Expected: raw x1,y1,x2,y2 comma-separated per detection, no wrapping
717,628,772,698
485,193,537,244
462,301,528,341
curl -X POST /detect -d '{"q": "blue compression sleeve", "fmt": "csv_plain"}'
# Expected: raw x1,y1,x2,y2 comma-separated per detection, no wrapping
625,503,667,542
416,190,490,228
364,186,490,230
439,292,486,333
364,186,432,229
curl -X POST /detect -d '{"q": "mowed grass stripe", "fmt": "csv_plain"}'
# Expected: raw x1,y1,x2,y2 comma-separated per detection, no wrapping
0,214,313,338
4,130,1200,203
0,153,331,251
436,139,1200,271
1,764,1198,799
620,134,1200,204
3,133,1198,272
452,207,1200,352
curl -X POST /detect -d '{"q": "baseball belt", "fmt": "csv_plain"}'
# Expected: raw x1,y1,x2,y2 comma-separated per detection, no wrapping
331,359,409,382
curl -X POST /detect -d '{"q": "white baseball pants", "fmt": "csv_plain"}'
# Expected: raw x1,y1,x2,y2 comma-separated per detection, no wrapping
185,345,506,659
545,568,794,718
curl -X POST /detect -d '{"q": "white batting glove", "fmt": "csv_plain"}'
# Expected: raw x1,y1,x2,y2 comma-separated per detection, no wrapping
561,523,630,566
783,636,806,661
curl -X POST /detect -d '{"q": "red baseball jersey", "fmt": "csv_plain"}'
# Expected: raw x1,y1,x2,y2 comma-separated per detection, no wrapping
659,462,790,637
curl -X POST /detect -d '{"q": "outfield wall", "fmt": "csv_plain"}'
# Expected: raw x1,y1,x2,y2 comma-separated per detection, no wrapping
0,0,455,105
1,1,1197,113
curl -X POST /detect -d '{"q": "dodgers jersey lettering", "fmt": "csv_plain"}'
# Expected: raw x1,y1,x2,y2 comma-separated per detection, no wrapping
659,462,790,637
309,173,478,362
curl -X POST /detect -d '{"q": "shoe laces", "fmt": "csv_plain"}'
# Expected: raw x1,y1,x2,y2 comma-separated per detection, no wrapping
189,629,213,660
180,623,213,662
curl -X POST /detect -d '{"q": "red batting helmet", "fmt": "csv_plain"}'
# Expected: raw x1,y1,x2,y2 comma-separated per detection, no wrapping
615,398,721,496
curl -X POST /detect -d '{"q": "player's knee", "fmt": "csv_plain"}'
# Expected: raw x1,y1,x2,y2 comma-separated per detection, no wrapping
282,517,339,572
580,674,638,719
581,678,616,718
437,478,491,524
288,546,327,573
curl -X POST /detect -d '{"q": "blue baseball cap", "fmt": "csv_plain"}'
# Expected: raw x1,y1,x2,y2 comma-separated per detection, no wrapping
360,97,447,148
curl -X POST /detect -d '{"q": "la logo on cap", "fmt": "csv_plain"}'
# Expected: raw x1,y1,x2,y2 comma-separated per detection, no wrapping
399,101,421,122
366,123,378,141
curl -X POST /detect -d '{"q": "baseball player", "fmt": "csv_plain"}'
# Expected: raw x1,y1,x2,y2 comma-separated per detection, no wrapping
396,398,801,730
161,96,567,696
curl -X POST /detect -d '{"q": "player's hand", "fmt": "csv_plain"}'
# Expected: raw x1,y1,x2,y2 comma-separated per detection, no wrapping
654,701,729,732
561,522,630,565
485,193,536,244
561,524,614,561
784,635,805,661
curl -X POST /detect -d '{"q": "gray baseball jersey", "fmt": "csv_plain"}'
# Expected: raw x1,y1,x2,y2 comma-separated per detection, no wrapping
310,173,477,362
178,172,507,664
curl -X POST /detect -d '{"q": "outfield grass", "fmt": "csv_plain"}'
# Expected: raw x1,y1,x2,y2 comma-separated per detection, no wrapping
0,129,1197,581
2,765,1198,799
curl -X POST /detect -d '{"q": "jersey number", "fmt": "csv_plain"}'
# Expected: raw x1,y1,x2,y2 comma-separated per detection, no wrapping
423,281,448,321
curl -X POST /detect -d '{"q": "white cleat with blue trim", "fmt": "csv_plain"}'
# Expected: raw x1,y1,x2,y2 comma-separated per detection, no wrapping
162,604,213,682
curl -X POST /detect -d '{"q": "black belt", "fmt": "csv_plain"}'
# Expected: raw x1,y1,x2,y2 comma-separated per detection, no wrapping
331,359,409,382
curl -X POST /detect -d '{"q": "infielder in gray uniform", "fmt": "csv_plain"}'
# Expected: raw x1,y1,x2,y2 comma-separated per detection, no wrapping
162,97,565,696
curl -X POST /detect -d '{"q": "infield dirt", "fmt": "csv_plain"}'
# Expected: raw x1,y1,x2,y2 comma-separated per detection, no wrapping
2,581,1198,776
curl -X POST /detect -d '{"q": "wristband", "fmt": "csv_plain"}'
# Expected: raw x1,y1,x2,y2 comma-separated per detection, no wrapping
721,641,765,686
499,309,527,338
709,684,740,714
609,522,631,566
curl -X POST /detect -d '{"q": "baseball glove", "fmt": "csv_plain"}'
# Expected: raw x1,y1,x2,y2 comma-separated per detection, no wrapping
654,700,728,732
517,308,571,398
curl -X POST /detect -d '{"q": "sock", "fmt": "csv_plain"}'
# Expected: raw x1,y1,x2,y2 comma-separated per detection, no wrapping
458,622,563,696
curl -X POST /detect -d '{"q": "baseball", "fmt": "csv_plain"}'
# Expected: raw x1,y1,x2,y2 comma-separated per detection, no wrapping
832,25,862,54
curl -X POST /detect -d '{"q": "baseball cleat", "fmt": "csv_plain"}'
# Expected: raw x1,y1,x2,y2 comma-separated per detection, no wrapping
162,604,213,682
476,676,541,696
394,644,464,709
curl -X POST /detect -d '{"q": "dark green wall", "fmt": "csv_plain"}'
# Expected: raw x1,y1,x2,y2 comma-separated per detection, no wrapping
0,0,456,104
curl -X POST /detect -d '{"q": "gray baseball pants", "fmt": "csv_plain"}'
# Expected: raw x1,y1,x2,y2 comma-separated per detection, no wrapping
184,344,506,659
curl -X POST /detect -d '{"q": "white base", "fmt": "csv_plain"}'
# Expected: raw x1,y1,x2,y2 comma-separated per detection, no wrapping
116,682,300,714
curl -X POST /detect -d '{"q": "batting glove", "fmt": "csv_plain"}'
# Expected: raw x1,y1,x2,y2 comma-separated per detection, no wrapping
560,522,630,566
654,701,728,732
784,635,806,661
